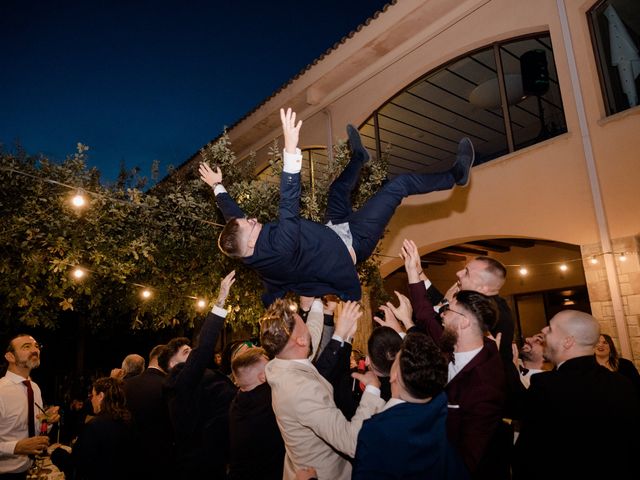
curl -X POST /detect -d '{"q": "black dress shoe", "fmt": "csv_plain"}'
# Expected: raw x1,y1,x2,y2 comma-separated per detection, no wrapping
451,137,475,186
346,124,370,164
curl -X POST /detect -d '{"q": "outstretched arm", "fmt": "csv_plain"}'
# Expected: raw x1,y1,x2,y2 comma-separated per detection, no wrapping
275,108,304,252
199,162,245,221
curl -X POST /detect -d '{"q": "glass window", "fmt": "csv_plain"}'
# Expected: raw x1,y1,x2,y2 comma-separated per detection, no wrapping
589,0,640,115
361,33,567,176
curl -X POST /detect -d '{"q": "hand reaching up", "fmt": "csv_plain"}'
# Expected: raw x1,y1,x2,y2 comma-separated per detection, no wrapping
373,305,403,334
334,301,362,340
280,107,302,154
400,239,422,283
386,291,415,330
215,270,236,307
199,163,222,188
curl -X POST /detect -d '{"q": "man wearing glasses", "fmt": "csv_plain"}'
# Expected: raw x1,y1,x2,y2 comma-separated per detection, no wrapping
0,334,60,478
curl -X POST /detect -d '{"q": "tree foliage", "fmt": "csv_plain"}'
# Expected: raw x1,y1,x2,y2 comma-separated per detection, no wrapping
0,135,389,336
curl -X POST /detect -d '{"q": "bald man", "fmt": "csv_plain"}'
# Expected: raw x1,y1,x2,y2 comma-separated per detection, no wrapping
512,310,640,480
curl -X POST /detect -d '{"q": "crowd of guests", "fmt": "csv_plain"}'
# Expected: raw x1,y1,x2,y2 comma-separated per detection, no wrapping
3,250,640,480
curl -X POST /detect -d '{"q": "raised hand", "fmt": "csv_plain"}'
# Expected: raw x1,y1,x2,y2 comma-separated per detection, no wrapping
443,282,460,304
400,239,422,283
334,300,362,340
215,270,236,307
373,305,403,334
280,107,302,154
386,291,415,330
199,163,222,188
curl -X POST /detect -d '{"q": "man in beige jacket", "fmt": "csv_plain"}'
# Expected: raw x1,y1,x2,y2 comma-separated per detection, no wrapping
260,299,384,480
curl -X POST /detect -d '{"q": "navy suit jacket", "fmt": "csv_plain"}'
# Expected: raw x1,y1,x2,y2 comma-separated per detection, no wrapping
216,171,360,305
352,392,470,480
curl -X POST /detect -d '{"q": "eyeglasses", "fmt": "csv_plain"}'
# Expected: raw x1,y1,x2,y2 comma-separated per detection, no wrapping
440,304,466,318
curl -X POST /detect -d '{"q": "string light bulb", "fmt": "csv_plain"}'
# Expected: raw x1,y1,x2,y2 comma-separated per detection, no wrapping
619,253,627,262
197,299,206,309
559,264,568,272
72,267,85,279
519,267,528,276
141,289,152,299
71,191,87,208
590,256,598,265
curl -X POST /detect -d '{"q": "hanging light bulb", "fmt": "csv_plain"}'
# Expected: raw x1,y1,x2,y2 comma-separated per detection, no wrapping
590,256,598,265
72,267,85,279
141,289,152,299
196,299,206,309
519,267,528,276
71,190,87,208
559,264,568,272
619,253,627,262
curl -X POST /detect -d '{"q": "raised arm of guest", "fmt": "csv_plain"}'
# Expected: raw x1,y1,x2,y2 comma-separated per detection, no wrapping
400,239,439,337
170,270,235,392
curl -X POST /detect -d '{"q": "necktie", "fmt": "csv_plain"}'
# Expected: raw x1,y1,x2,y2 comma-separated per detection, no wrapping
519,365,530,375
22,380,35,437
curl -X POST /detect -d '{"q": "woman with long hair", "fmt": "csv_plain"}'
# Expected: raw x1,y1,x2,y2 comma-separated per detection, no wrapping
595,333,640,395
69,376,136,480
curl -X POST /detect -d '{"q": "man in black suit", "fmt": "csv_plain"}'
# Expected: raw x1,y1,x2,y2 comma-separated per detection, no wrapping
161,271,238,480
200,108,474,306
513,310,640,480
123,344,174,479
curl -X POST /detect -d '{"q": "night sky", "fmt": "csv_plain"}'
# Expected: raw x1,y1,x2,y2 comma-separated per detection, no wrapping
1,0,390,183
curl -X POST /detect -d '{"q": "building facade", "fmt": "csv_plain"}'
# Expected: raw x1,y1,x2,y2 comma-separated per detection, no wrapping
176,0,640,362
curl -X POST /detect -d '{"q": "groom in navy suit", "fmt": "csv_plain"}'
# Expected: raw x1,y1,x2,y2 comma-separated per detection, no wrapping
200,108,474,306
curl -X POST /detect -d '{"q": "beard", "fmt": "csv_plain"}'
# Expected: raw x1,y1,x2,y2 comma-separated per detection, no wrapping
440,327,458,354
519,348,533,362
17,353,40,370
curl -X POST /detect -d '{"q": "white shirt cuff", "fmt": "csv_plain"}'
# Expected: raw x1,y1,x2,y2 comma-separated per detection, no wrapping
283,148,302,173
211,305,228,317
213,184,227,196
365,385,381,396
331,334,345,346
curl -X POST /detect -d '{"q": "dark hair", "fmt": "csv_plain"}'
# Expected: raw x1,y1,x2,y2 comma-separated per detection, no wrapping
399,332,447,399
259,299,297,358
600,333,619,370
92,377,131,422
149,344,165,362
157,337,190,372
475,256,507,280
368,326,402,376
218,218,244,258
454,290,499,333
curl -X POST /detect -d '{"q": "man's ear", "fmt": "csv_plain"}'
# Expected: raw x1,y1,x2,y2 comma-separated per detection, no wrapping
257,370,266,384
295,334,308,348
4,351,14,363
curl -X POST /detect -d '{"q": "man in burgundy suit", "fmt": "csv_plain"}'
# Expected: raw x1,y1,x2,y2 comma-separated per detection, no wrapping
398,239,509,480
